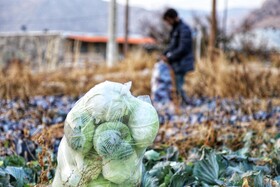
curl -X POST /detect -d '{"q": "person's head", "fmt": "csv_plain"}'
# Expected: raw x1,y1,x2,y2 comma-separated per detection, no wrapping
163,8,179,26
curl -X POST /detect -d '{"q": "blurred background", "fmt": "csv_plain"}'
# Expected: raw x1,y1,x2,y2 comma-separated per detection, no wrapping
1,0,280,98
0,0,279,69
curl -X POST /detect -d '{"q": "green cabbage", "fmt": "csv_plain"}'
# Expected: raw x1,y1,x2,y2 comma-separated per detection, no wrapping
102,152,141,184
60,165,81,187
128,99,159,147
93,121,134,160
64,111,95,154
53,137,82,187
94,130,134,160
94,122,132,143
53,137,102,187
76,153,102,185
87,176,119,187
88,174,141,187
53,81,159,187
82,81,133,123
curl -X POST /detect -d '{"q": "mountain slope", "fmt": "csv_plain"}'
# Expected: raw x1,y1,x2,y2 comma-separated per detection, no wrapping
0,0,253,35
0,0,152,35
244,0,280,29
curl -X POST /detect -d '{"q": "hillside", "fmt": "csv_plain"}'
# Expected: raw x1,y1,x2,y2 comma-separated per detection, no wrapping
244,0,280,29
0,0,252,35
0,0,153,35
179,8,252,31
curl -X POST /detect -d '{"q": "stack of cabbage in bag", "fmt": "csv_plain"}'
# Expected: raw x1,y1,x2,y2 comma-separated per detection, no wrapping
151,60,173,105
52,81,159,187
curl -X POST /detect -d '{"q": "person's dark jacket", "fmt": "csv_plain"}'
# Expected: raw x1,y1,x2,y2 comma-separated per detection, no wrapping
163,19,194,74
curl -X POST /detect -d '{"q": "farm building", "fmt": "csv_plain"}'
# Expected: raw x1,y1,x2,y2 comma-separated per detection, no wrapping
0,31,155,70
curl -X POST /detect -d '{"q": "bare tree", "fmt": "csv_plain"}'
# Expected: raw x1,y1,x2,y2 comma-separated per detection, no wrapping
139,11,170,49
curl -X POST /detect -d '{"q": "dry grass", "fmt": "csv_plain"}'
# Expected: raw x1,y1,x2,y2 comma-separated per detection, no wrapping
186,54,280,98
1,51,280,100
0,51,156,99
156,119,279,160
271,53,280,68
0,60,34,100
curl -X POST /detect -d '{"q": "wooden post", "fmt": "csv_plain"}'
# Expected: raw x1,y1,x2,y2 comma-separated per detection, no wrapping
222,0,228,51
209,0,217,60
74,40,81,67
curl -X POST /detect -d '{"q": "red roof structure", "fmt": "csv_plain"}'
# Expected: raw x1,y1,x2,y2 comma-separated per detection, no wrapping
67,35,156,45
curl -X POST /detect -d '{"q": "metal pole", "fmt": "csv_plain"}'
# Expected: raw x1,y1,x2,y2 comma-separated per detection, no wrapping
106,0,118,67
124,0,129,57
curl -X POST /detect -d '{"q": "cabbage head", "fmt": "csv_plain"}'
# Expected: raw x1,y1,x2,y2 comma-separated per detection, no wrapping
53,137,102,187
64,111,95,154
88,174,141,187
93,122,134,160
94,130,134,160
94,121,132,143
59,164,81,187
87,176,119,187
102,152,141,184
76,152,102,185
128,98,159,147
53,137,82,187
82,81,133,123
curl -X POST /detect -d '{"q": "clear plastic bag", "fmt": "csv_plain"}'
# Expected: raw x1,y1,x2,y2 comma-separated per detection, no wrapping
53,81,159,187
151,60,173,105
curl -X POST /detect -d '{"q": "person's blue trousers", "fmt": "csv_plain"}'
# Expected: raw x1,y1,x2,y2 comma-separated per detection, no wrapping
175,73,189,104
